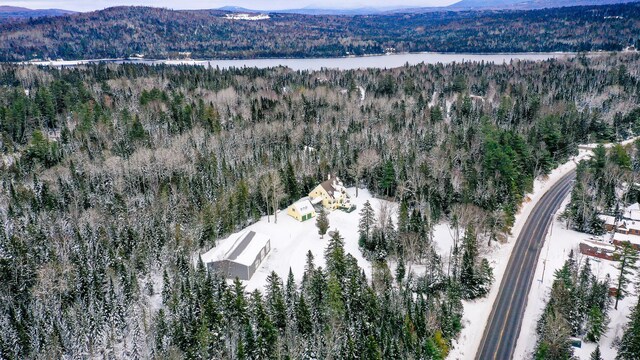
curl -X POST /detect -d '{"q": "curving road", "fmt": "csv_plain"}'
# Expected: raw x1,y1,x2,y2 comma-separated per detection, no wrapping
475,171,576,360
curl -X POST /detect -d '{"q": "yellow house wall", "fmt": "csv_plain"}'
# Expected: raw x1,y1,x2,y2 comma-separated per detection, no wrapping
309,185,329,200
287,206,302,221
322,197,340,210
310,184,347,210
287,204,317,221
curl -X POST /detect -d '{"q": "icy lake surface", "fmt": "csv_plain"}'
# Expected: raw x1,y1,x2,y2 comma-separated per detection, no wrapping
30,52,574,71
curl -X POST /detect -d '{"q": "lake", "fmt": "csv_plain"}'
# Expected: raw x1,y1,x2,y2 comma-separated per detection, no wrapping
30,52,576,71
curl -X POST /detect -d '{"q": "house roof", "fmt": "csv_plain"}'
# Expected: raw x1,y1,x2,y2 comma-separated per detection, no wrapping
613,232,640,246
201,230,270,267
621,220,640,230
291,199,314,214
598,214,616,225
319,175,347,200
624,203,640,221
320,179,337,195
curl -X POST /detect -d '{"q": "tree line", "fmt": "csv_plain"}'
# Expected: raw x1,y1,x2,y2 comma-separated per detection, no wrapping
0,3,639,61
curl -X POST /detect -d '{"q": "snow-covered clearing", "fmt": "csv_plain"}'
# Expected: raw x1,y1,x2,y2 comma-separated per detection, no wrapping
445,150,592,360
199,188,396,292
357,86,366,102
224,13,270,21
513,197,636,359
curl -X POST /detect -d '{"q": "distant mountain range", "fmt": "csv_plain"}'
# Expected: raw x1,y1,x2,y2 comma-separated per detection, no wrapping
0,5,75,19
219,0,638,15
0,0,636,18
217,5,411,15
446,0,637,11
0,2,637,61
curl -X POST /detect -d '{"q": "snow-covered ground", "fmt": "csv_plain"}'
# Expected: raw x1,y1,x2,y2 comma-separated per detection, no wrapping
224,13,270,21
579,135,640,150
513,197,637,359
445,150,593,360
199,188,396,292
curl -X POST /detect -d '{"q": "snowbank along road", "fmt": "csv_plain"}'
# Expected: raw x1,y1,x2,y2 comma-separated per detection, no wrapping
475,171,576,359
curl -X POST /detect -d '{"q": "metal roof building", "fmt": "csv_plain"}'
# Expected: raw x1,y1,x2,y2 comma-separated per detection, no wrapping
201,230,271,280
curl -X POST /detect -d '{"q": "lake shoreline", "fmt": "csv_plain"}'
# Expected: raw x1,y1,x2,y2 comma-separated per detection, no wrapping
20,50,626,71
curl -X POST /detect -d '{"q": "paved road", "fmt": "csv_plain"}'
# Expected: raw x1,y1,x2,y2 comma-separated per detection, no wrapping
475,171,576,360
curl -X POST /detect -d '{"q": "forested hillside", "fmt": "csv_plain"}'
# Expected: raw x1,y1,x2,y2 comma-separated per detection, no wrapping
0,2,639,61
0,6,75,21
0,53,639,358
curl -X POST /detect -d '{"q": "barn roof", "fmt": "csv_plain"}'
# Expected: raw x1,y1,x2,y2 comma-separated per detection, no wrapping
201,230,270,267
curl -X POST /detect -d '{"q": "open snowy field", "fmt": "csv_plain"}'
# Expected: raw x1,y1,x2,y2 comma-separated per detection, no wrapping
514,196,637,359
199,188,396,292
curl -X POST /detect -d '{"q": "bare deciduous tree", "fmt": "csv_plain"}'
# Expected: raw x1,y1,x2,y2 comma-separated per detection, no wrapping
350,149,380,197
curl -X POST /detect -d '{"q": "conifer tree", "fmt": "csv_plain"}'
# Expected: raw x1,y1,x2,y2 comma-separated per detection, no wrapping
476,258,494,298
396,257,406,285
285,268,297,313
325,230,346,278
358,200,375,246
265,271,287,333
460,225,481,299
535,309,573,360
250,291,277,359
302,250,315,291
617,297,640,360
585,306,606,342
379,160,396,197
398,199,409,233
316,208,329,239
614,242,638,310
283,160,300,201
590,345,603,360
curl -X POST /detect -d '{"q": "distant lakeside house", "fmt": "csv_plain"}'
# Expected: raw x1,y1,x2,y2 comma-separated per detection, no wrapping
202,230,271,280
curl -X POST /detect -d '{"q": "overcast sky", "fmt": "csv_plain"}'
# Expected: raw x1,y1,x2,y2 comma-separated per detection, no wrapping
2,0,458,11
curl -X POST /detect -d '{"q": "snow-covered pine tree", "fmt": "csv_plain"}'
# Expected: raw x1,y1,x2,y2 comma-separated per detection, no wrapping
325,230,346,278
460,225,479,299
617,296,640,360
476,258,494,298
535,308,574,360
614,242,638,310
585,306,606,342
358,200,375,247
397,199,409,233
590,345,603,360
395,257,406,285
265,271,287,333
316,208,329,239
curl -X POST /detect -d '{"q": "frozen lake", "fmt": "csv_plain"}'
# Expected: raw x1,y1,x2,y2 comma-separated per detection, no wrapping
29,52,575,71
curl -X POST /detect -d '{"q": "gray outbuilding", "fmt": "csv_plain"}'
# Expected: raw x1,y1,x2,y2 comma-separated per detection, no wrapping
202,230,271,280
